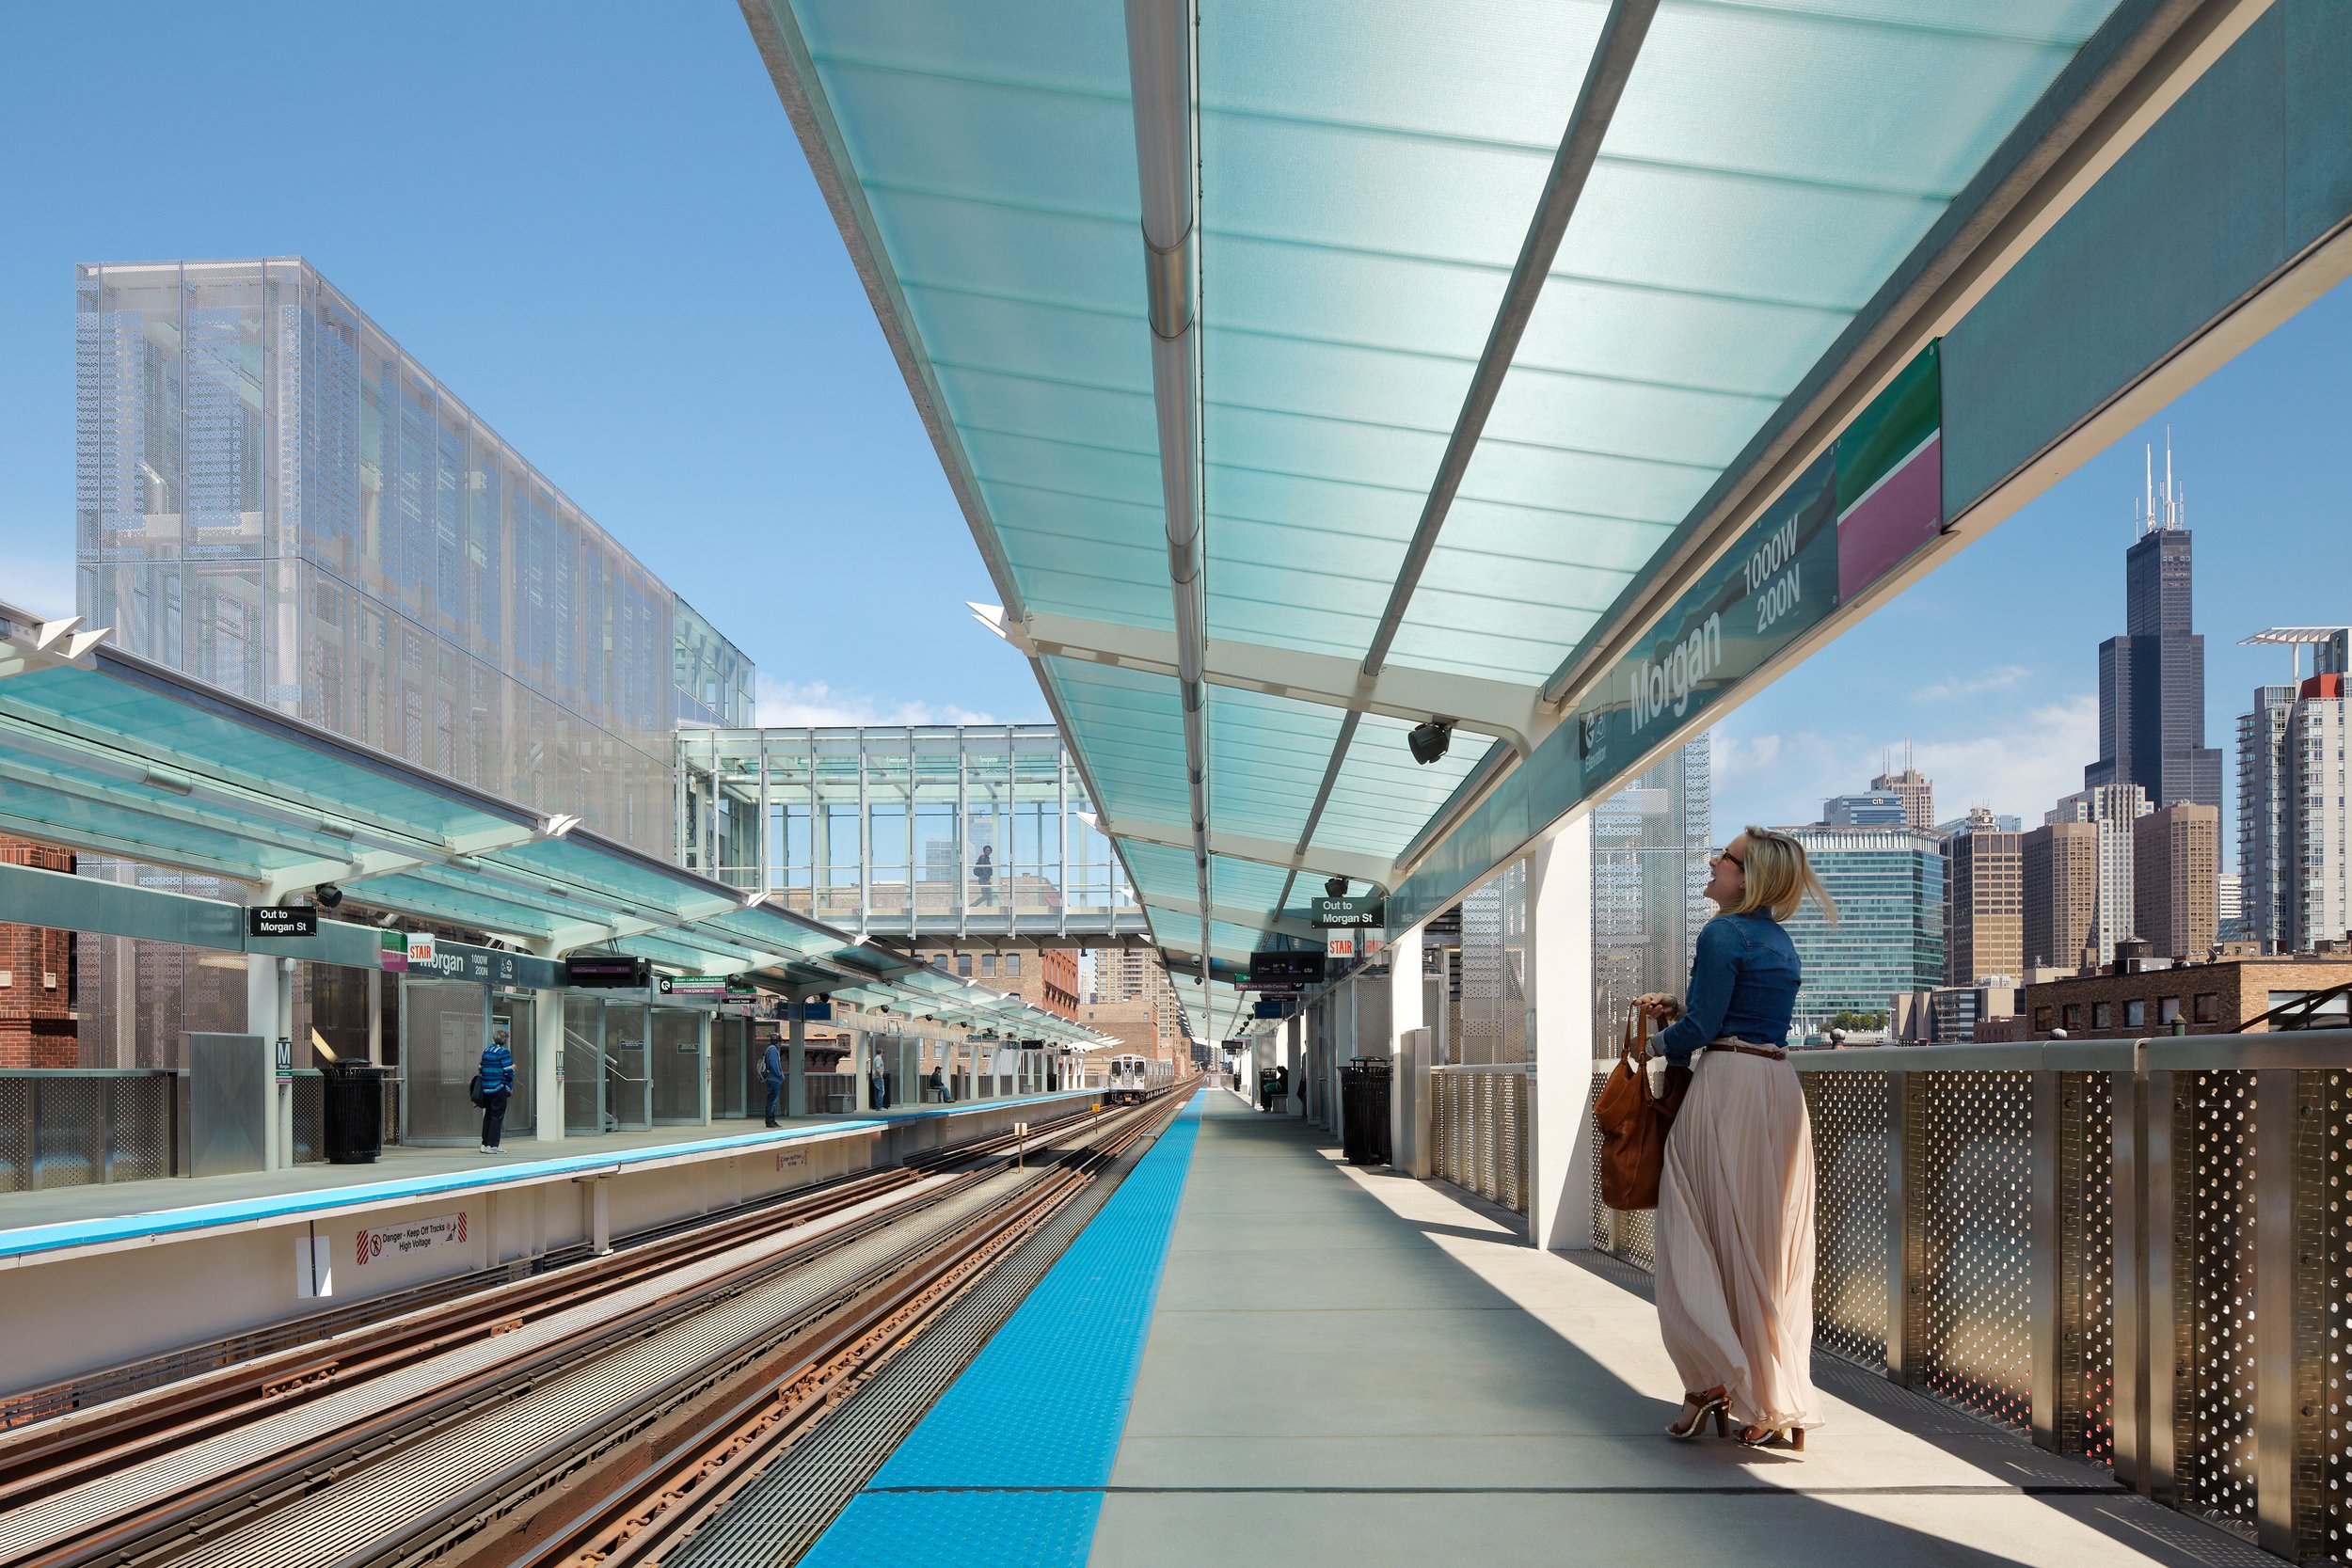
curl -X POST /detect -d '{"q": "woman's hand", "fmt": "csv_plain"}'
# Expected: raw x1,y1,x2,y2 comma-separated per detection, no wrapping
1633,991,1684,1025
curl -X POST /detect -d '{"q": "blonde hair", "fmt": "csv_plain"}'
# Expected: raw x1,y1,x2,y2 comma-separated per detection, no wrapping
1726,825,1837,925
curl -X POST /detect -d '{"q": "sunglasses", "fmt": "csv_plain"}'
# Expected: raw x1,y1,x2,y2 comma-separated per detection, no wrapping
1709,847,1744,869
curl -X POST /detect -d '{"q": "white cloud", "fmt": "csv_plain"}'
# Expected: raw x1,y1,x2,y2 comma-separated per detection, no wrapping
755,673,1001,728
1912,694,2097,823
1915,664,2030,704
1708,692,2096,832
0,546,79,622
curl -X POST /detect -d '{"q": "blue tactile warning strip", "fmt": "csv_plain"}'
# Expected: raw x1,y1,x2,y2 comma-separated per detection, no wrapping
796,1092,1205,1568
0,1090,1097,1264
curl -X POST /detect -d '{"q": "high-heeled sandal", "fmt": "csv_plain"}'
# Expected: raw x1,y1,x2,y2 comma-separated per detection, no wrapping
1736,1422,1805,1450
1665,1386,1728,1440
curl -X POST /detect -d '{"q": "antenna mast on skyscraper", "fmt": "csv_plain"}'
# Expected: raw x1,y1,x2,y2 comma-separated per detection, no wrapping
2137,433,2185,536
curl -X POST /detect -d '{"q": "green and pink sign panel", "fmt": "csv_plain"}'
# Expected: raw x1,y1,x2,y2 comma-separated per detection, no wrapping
1570,342,1942,801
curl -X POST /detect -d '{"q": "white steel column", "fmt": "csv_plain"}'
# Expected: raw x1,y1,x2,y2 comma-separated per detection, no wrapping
533,988,564,1143
1388,924,1428,1177
1283,1013,1304,1116
246,954,292,1170
1527,826,1596,1250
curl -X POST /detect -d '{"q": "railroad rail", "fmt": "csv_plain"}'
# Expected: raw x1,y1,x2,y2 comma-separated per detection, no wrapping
0,1088,1186,1568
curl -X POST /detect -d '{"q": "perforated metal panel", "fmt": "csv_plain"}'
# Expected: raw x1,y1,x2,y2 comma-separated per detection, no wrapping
2058,1071,2116,1466
0,1079,30,1193
1430,1070,1526,1215
2310,1069,2350,1562
105,1074,177,1183
33,1077,103,1190
1804,1070,1891,1370
2181,1069,2260,1531
1915,1070,2033,1430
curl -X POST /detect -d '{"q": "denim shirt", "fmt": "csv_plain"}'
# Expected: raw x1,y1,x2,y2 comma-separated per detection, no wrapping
1654,912,1803,1066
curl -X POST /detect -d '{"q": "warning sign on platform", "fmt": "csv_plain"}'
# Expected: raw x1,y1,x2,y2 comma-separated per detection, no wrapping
355,1212,469,1267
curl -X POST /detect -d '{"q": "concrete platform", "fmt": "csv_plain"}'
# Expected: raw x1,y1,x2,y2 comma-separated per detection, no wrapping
1085,1090,2267,1567
803,1088,2265,1567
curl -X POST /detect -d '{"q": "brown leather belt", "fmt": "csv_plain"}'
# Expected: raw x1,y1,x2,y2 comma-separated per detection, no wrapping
1708,1040,1788,1062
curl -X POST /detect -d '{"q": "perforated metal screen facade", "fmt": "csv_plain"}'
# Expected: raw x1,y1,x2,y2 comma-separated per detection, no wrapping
1432,1069,1526,1216
2180,1069,2260,1531
1804,1070,1891,1370
1915,1069,2034,1430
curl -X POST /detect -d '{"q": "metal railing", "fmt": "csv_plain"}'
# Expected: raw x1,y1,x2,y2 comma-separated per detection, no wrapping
0,1069,183,1192
1589,1032,2352,1563
1433,1064,1528,1215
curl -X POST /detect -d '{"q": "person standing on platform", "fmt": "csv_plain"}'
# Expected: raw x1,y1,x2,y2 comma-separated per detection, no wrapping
762,1037,785,1128
477,1026,515,1154
1642,827,1834,1452
972,844,995,908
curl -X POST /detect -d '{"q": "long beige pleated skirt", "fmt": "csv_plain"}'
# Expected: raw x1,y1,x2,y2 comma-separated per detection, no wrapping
1654,1040,1822,1433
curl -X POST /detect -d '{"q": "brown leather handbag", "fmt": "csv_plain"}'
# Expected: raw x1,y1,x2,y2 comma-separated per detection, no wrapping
1594,1009,1692,1212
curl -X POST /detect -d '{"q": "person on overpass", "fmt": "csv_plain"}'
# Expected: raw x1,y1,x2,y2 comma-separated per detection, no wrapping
1642,827,1834,1452
762,1036,785,1129
972,844,994,907
476,1026,515,1154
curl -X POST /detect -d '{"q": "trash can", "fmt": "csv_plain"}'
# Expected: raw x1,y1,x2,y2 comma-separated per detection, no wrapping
322,1061,390,1164
1340,1056,1392,1165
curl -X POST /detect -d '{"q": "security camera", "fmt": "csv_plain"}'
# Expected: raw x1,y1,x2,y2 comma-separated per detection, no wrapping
1407,720,1453,766
1324,877,1348,899
312,882,344,910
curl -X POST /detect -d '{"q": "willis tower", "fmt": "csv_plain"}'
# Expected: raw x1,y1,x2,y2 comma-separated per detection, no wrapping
2086,439,2222,809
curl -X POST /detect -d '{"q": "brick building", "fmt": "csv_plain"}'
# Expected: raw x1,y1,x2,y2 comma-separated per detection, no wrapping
2022,820,2099,970
2134,802,2219,958
2022,952,2352,1037
0,837,77,1068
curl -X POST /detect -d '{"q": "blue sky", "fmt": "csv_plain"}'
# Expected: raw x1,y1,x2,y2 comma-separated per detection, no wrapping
4,7,2345,863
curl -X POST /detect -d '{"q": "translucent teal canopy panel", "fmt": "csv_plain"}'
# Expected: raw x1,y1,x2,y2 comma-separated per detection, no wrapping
749,0,2127,969
0,607,1104,1045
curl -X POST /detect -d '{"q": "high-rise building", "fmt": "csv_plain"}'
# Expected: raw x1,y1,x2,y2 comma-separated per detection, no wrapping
2022,820,2100,971
1943,807,2023,986
75,259,753,852
1089,945,1188,1057
71,258,754,1066
1871,747,1934,832
2238,683,2296,947
2047,783,2150,965
1592,738,1712,1041
2217,872,2245,941
1822,792,1910,827
2134,803,2220,958
2238,629,2352,954
1779,825,1945,1032
2083,441,2223,811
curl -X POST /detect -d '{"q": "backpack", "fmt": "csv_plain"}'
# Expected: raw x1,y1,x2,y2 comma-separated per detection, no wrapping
469,1071,487,1108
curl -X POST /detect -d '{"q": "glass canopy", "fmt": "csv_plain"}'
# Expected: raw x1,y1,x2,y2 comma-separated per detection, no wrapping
757,0,2126,964
0,608,1105,1046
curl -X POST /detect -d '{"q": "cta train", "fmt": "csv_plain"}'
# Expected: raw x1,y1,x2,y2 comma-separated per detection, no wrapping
1104,1053,1173,1105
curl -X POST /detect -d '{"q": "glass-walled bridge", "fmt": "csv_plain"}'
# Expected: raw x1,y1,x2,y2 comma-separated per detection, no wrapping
675,724,1150,945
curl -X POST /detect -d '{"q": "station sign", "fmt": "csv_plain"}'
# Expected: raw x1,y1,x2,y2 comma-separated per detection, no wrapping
785,1000,834,1022
1252,997,1295,1020
659,974,758,1007
1565,344,1941,807
1311,895,1384,929
248,905,318,938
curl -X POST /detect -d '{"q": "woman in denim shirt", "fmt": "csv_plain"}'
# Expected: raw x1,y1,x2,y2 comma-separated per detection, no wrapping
1640,827,1836,1450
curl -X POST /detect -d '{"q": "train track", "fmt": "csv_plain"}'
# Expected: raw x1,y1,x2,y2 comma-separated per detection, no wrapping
0,1089,1186,1568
